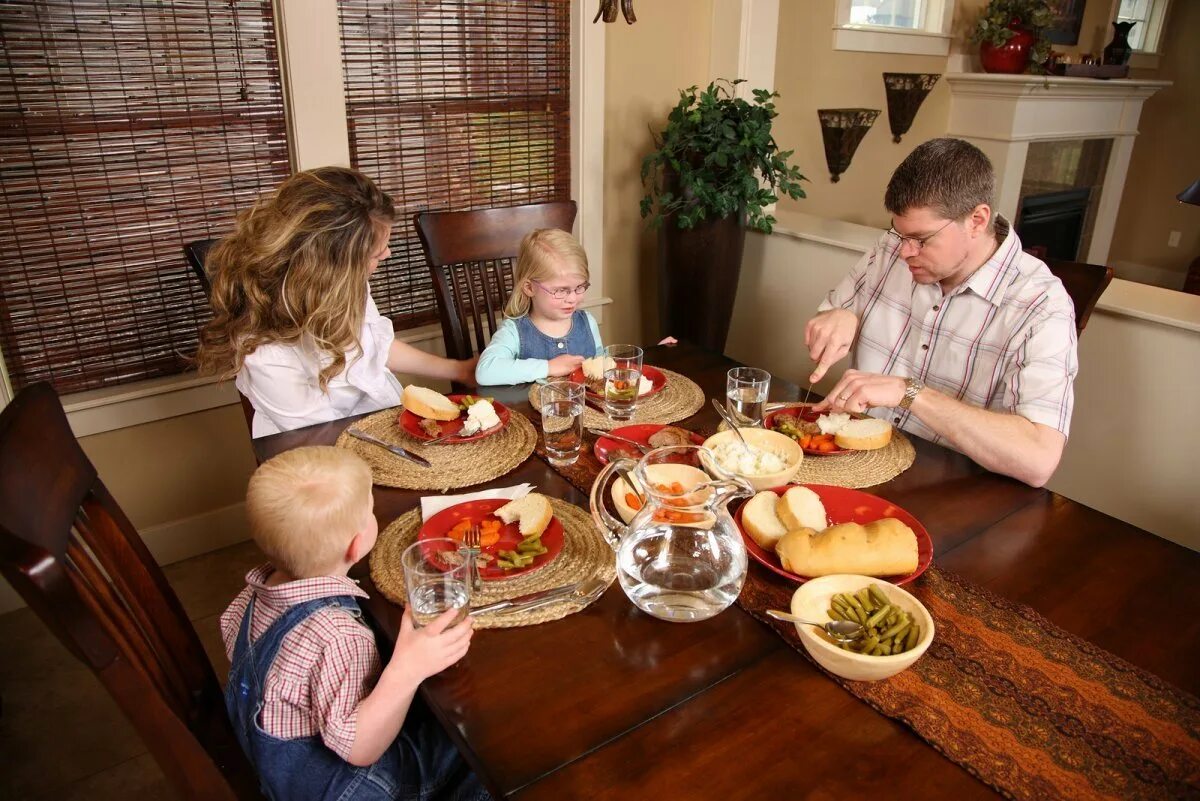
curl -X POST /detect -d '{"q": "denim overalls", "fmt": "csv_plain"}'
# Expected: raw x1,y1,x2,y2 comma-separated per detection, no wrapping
515,310,596,359
225,594,490,801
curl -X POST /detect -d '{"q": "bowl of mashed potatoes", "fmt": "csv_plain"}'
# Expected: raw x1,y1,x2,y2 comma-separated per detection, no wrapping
701,427,803,491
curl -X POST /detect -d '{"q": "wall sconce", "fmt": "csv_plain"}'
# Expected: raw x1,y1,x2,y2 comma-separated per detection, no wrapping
817,109,880,183
594,0,635,23
883,73,940,143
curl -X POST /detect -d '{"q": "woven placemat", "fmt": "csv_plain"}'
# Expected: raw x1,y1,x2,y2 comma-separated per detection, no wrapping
738,566,1200,801
368,498,616,629
335,407,536,491
527,368,704,431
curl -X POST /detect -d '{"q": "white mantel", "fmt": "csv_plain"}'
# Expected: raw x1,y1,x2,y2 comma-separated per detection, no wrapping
945,73,1170,265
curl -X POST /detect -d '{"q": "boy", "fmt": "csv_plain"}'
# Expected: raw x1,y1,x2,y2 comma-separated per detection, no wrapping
221,446,488,800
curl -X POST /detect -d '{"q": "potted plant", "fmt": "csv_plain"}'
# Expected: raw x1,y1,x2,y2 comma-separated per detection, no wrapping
640,79,806,352
971,0,1054,74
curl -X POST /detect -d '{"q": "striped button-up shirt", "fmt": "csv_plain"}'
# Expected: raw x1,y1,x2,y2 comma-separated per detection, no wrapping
818,217,1078,445
220,565,378,760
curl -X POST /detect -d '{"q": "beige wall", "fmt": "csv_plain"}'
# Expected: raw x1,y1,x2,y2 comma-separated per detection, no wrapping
602,0,714,346
1109,0,1200,281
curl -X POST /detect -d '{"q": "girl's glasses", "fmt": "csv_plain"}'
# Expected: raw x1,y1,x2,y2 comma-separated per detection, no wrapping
532,280,590,300
885,218,955,252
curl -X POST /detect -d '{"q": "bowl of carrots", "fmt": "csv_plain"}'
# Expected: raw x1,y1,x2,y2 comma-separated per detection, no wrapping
609,463,713,525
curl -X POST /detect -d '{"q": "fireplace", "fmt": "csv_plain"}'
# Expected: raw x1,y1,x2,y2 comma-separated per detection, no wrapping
1016,188,1091,261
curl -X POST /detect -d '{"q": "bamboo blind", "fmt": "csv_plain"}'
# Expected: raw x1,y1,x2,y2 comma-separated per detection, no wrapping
0,0,290,395
338,0,571,330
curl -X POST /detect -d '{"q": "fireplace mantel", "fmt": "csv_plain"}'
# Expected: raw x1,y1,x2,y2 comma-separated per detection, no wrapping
945,73,1170,265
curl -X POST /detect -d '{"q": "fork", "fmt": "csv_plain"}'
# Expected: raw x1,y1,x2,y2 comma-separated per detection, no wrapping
587,428,650,455
462,524,483,593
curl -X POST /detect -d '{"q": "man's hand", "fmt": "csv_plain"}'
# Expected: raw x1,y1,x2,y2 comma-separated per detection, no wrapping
813,369,905,414
547,354,584,377
804,309,858,383
390,606,473,683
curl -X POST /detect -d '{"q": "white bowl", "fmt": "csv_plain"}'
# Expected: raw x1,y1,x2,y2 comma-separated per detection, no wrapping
610,462,710,524
790,574,934,682
701,427,803,492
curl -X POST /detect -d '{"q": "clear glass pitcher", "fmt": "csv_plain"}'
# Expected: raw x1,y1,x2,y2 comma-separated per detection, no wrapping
590,445,754,622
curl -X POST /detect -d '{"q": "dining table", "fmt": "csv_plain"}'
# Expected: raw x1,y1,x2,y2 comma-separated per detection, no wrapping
254,341,1200,800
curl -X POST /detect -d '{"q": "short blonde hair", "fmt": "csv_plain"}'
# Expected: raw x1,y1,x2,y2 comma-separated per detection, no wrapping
245,446,373,578
504,228,589,318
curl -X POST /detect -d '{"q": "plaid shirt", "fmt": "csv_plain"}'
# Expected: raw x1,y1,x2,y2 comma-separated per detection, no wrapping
220,565,379,761
818,217,1078,445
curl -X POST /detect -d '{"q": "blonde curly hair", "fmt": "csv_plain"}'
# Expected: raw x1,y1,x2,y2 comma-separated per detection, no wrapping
195,167,395,390
503,228,589,319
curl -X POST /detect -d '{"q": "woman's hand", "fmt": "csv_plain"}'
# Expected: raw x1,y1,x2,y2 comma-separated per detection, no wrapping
804,309,858,383
547,354,584,377
457,356,479,384
389,606,473,683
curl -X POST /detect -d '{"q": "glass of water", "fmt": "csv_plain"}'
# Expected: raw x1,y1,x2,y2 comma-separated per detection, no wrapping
401,538,471,628
602,344,643,422
539,380,585,467
726,367,771,427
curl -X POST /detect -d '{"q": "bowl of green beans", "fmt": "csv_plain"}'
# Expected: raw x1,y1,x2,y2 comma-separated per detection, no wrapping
790,574,934,682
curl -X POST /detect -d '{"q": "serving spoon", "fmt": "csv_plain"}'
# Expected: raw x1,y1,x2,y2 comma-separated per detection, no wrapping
765,609,865,643
710,398,752,452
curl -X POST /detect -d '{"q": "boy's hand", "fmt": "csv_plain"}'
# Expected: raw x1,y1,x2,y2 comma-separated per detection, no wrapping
547,354,584,377
391,607,473,682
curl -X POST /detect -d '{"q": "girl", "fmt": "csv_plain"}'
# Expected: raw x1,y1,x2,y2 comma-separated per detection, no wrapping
196,167,475,437
474,228,603,385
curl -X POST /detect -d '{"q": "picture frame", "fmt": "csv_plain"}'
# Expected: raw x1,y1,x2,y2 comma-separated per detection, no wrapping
1045,0,1087,45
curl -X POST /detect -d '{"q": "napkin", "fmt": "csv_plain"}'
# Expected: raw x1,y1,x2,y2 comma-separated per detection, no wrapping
420,483,535,522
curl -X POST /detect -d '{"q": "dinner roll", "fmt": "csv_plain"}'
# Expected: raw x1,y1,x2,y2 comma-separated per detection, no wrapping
776,486,827,532
833,418,893,451
402,386,461,421
776,518,918,578
741,491,788,552
494,493,553,538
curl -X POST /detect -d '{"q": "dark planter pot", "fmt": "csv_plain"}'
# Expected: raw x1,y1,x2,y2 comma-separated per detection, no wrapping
980,26,1035,74
657,211,746,353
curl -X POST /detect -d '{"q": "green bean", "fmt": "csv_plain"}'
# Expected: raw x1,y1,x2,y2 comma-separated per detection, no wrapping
865,604,891,628
868,584,889,607
881,619,911,642
855,588,874,611
497,558,515,569
907,624,920,651
828,607,844,621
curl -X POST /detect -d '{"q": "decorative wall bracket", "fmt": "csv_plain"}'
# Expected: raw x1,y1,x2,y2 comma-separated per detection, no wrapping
817,108,880,183
593,0,636,24
883,73,940,143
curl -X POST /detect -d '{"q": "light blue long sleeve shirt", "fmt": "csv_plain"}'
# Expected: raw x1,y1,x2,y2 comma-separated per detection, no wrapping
475,311,604,386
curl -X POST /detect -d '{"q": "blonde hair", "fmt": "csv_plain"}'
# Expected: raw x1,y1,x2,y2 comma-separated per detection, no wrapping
504,228,589,318
245,446,373,578
195,167,395,390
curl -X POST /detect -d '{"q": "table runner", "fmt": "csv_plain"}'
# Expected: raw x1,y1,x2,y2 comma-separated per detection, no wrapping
531,416,1200,801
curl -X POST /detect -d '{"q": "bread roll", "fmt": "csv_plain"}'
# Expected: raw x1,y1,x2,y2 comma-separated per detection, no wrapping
495,493,553,538
740,491,788,552
776,486,827,532
775,518,918,577
403,386,461,421
834,418,893,450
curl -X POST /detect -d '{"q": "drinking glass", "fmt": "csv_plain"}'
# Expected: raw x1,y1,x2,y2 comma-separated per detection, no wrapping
602,344,643,422
401,538,471,628
539,381,585,467
726,367,771,427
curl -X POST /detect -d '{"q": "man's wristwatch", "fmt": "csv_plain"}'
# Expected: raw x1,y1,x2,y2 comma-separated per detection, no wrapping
899,378,924,411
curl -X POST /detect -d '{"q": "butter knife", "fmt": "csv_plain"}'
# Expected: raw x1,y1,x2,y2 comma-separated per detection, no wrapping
346,428,432,468
469,577,606,616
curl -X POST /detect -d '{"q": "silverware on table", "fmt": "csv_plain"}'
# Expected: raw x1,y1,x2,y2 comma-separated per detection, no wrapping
587,427,650,455
765,609,864,642
346,428,432,468
469,577,608,616
461,524,483,593
710,398,752,451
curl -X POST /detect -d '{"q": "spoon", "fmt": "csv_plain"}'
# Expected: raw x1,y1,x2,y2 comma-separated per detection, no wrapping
765,609,865,642
710,398,752,452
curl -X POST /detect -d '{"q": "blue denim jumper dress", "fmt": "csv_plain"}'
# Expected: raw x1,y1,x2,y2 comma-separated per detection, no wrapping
225,594,490,801
515,310,596,359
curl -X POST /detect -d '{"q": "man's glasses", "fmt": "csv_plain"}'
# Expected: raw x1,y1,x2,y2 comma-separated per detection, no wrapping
885,218,955,252
532,279,590,300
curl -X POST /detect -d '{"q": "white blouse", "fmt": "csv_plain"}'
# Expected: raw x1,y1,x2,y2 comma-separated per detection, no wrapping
236,291,403,437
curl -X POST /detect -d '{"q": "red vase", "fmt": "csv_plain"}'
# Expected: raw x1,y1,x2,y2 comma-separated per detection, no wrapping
980,25,1035,74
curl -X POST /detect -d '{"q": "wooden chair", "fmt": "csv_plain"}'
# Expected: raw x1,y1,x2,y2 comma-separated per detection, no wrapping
184,238,256,433
1044,258,1114,336
0,382,262,799
414,201,577,360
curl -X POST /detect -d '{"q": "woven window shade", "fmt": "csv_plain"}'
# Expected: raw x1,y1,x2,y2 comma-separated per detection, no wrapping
0,0,290,395
339,0,571,330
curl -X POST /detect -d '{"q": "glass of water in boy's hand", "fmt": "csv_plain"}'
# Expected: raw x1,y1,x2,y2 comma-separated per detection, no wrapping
539,380,585,467
602,344,643,422
402,538,471,628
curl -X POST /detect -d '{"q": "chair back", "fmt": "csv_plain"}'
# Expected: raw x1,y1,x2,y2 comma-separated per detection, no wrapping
414,201,577,359
1044,258,1114,336
0,383,261,800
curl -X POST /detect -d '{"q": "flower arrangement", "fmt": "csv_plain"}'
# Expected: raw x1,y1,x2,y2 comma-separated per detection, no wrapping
970,0,1055,72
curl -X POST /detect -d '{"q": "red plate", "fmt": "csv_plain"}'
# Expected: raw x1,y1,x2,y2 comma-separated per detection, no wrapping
735,484,933,586
570,364,668,400
763,405,854,456
593,424,706,465
418,498,563,581
398,395,511,444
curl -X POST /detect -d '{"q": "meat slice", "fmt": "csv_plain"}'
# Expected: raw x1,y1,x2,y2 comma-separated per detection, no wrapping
647,426,692,448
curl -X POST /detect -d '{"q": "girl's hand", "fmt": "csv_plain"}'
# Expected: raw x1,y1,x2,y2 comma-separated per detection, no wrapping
390,607,473,682
547,354,584,377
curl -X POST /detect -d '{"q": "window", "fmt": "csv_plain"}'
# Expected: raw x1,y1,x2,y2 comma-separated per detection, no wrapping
0,0,290,396
338,1,571,331
846,0,923,30
834,0,951,55
1116,0,1171,53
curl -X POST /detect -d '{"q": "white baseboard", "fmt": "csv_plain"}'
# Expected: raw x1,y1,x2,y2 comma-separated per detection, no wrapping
0,502,249,616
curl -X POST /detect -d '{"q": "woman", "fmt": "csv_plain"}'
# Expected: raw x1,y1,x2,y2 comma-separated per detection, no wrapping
196,167,474,437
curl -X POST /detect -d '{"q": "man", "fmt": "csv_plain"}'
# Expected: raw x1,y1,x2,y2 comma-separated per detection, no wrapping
806,138,1078,487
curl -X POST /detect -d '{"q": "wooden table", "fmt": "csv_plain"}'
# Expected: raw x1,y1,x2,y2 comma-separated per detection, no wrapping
255,342,1200,799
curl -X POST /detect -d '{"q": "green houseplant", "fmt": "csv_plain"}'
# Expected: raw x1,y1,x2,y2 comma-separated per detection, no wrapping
640,79,806,351
970,0,1054,74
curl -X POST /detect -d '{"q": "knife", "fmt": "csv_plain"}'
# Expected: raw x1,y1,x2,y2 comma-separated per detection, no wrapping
346,428,432,468
469,577,607,616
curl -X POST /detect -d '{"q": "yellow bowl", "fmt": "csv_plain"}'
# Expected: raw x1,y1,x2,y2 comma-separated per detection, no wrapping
610,462,710,524
701,427,803,491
